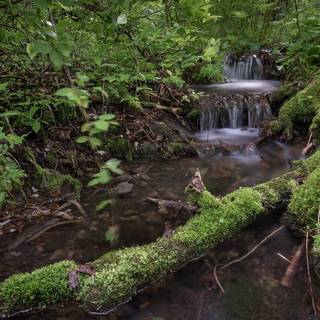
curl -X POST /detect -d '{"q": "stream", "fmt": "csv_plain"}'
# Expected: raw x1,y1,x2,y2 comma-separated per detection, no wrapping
0,54,313,319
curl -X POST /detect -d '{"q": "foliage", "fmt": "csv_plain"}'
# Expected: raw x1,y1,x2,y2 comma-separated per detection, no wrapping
289,167,320,228
88,159,123,212
77,114,119,149
0,128,25,207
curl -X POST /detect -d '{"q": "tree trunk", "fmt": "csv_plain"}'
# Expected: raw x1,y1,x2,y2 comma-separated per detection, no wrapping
1,151,320,317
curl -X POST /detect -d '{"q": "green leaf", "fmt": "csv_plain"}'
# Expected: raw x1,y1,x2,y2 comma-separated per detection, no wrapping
55,88,89,108
49,50,64,69
0,82,8,91
31,121,41,133
0,111,20,117
27,41,52,59
104,159,123,175
88,169,111,187
34,0,50,10
76,136,89,143
57,43,72,58
89,137,102,147
94,120,109,131
99,114,116,121
95,199,114,212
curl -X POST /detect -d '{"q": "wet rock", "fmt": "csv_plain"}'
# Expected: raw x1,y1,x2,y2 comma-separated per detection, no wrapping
123,209,138,217
140,173,151,181
139,181,148,188
35,245,44,255
76,229,87,240
144,213,163,226
111,182,134,195
148,190,160,198
120,215,141,223
89,220,99,231
49,249,66,261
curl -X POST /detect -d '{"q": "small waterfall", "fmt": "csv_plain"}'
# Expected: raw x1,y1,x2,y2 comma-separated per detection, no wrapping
224,54,264,80
199,94,272,131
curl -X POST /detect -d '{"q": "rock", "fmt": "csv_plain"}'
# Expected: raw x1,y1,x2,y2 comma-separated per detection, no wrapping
145,213,163,226
123,209,138,217
140,173,151,181
148,190,159,198
139,181,148,188
120,215,141,223
76,229,87,240
111,182,134,195
89,221,99,231
49,249,66,261
35,245,44,255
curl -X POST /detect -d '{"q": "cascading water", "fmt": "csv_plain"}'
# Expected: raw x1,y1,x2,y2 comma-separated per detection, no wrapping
223,54,264,80
199,95,272,131
195,51,279,150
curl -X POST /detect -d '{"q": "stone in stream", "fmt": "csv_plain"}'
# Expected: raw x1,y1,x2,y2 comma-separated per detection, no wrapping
111,181,134,195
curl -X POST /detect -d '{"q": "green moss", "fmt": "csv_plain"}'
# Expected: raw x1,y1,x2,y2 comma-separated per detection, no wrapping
289,167,320,228
174,188,263,253
107,138,132,161
33,166,81,197
0,261,77,314
310,110,320,143
166,142,185,156
80,239,182,310
186,108,201,120
271,75,320,139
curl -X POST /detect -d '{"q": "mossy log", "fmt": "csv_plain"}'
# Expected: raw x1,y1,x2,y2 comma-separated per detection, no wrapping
1,151,320,317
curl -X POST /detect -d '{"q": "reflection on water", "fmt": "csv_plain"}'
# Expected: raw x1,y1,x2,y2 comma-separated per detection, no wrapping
0,138,309,320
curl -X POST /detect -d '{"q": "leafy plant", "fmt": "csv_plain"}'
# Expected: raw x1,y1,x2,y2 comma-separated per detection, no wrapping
88,159,124,212
0,128,25,207
76,114,118,149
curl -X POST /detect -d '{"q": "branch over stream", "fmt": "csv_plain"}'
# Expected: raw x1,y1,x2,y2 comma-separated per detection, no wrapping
1,151,320,317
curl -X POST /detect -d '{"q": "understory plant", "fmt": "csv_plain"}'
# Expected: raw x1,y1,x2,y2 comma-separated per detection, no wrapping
0,128,25,207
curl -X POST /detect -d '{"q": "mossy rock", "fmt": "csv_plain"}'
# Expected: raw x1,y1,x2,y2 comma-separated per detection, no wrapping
270,75,320,139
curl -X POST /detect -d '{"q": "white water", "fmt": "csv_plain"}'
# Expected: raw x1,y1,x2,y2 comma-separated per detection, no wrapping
224,54,264,80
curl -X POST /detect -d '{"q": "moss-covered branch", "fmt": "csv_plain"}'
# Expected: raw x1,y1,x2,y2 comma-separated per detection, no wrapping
1,151,320,317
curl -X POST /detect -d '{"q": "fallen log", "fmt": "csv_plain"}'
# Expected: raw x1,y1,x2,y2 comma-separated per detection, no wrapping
1,151,320,317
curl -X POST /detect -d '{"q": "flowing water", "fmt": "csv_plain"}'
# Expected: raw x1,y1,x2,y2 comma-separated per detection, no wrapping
0,54,313,319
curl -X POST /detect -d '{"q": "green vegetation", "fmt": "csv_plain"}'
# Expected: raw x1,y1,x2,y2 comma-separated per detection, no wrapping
271,74,320,140
0,260,77,314
1,151,319,315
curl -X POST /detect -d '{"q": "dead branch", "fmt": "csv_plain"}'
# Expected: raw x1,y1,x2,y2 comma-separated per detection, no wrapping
280,242,304,288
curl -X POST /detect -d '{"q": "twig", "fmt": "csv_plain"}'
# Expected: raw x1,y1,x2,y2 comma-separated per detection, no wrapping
214,264,225,293
213,226,285,293
280,242,304,288
220,226,285,271
306,229,318,320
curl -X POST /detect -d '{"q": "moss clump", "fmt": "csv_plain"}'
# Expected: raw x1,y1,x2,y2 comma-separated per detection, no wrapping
79,239,181,311
166,142,185,156
33,166,81,197
289,167,320,227
270,75,320,139
173,188,263,253
310,110,320,143
186,108,201,120
0,260,77,315
107,138,132,161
